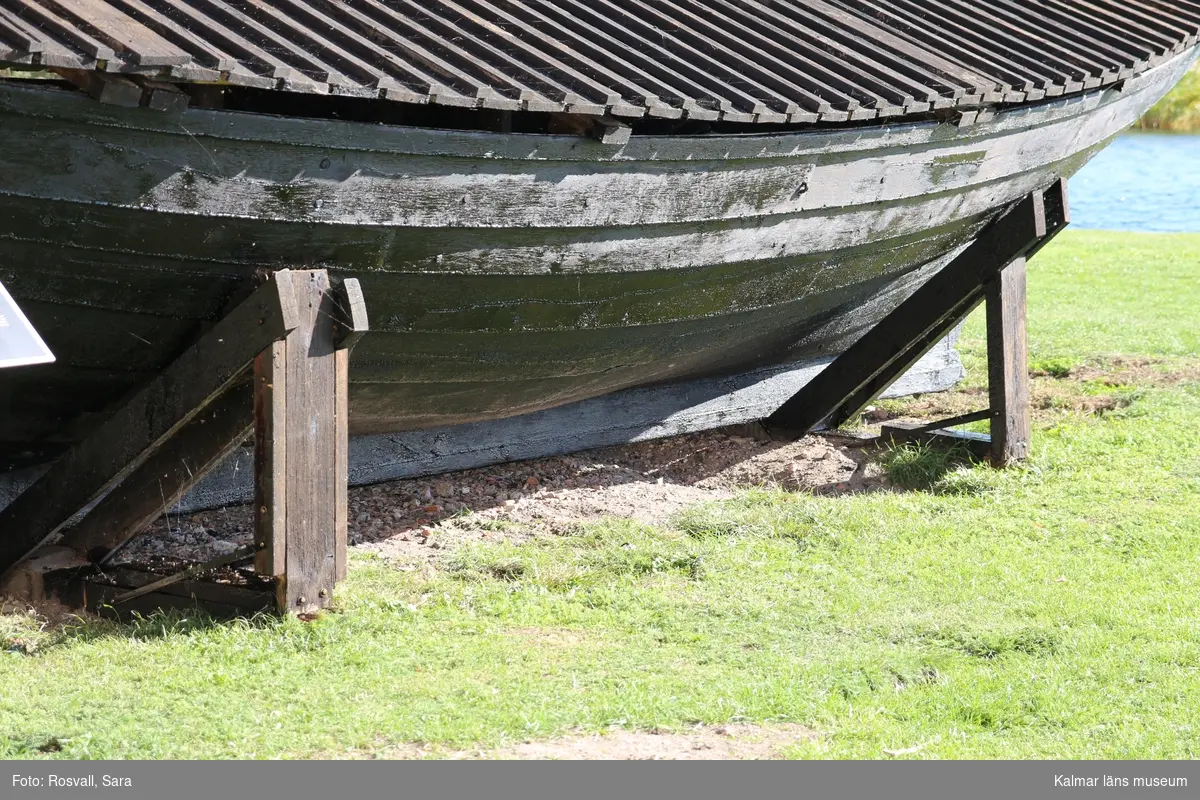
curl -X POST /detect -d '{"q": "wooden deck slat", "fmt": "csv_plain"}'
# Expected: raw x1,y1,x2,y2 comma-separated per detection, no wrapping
829,1,1033,102
721,0,956,106
0,0,1194,125
910,0,1103,89
41,0,189,66
357,0,589,111
652,0,901,114
4,0,116,62
108,0,240,71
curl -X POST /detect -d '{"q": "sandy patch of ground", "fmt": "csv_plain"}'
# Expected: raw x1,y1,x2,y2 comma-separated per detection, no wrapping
113,430,883,566
870,356,1200,425
341,723,819,761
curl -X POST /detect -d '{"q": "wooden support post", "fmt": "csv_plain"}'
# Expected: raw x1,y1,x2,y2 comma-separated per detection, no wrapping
2,268,367,617
255,275,367,614
986,257,1031,464
0,272,299,580
764,180,1069,444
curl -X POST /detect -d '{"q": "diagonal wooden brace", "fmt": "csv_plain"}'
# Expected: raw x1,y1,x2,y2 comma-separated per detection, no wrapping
3,270,368,617
0,271,300,579
765,180,1069,463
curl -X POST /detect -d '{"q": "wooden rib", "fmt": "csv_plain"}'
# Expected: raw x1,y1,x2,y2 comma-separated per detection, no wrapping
427,0,648,116
0,5,85,67
146,0,321,90
723,0,957,107
887,0,1079,94
353,0,592,111
985,0,1149,78
937,0,1121,86
651,0,902,115
295,0,509,108
838,0,1048,99
4,0,116,61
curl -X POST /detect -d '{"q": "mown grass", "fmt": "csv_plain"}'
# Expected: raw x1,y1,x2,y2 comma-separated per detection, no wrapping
2,230,1199,759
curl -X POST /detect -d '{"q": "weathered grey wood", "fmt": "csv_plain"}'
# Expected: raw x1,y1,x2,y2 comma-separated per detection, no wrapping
254,341,287,581
331,278,367,584
56,382,254,563
139,79,189,113
0,272,299,579
0,51,1187,477
255,271,340,614
0,0,1191,123
332,278,369,351
334,347,349,584
986,257,1031,464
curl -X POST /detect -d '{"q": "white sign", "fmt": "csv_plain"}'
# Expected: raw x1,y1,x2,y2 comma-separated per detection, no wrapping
0,279,54,369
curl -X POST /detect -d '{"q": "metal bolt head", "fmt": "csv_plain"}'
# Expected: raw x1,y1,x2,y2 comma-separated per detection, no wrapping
297,596,307,605
318,589,327,598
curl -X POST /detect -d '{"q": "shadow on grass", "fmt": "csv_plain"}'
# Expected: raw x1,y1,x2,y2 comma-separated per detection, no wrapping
877,441,990,495
3,605,283,658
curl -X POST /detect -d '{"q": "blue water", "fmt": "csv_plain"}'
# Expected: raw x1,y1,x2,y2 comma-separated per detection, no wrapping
1071,133,1200,232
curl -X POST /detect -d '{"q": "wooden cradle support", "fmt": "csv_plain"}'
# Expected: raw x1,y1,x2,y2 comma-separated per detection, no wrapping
0,270,367,617
765,179,1069,466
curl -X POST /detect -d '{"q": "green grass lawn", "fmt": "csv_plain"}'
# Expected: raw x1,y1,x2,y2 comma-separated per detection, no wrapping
3,230,1199,760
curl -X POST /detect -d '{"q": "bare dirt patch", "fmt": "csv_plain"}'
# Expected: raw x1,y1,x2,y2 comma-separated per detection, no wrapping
872,356,1200,426
61,357,1200,571
113,430,883,567
347,723,819,760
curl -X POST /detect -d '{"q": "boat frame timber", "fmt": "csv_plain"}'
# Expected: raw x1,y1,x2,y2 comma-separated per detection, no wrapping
0,270,368,617
2,182,1057,618
767,179,1068,464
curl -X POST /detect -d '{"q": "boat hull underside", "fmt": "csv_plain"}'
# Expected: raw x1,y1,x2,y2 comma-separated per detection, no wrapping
0,48,1191,467
0,195,981,452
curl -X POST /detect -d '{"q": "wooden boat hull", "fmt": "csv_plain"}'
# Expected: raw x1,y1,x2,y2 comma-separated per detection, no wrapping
0,48,1194,467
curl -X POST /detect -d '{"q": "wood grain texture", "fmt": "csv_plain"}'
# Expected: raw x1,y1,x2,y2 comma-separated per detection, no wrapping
253,341,287,580
765,189,1052,435
258,268,338,614
334,346,349,584
986,257,1031,464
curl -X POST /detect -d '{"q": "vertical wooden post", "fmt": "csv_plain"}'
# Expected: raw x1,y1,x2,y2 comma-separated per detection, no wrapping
986,257,1031,465
333,346,349,583
254,270,343,615
253,341,287,581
